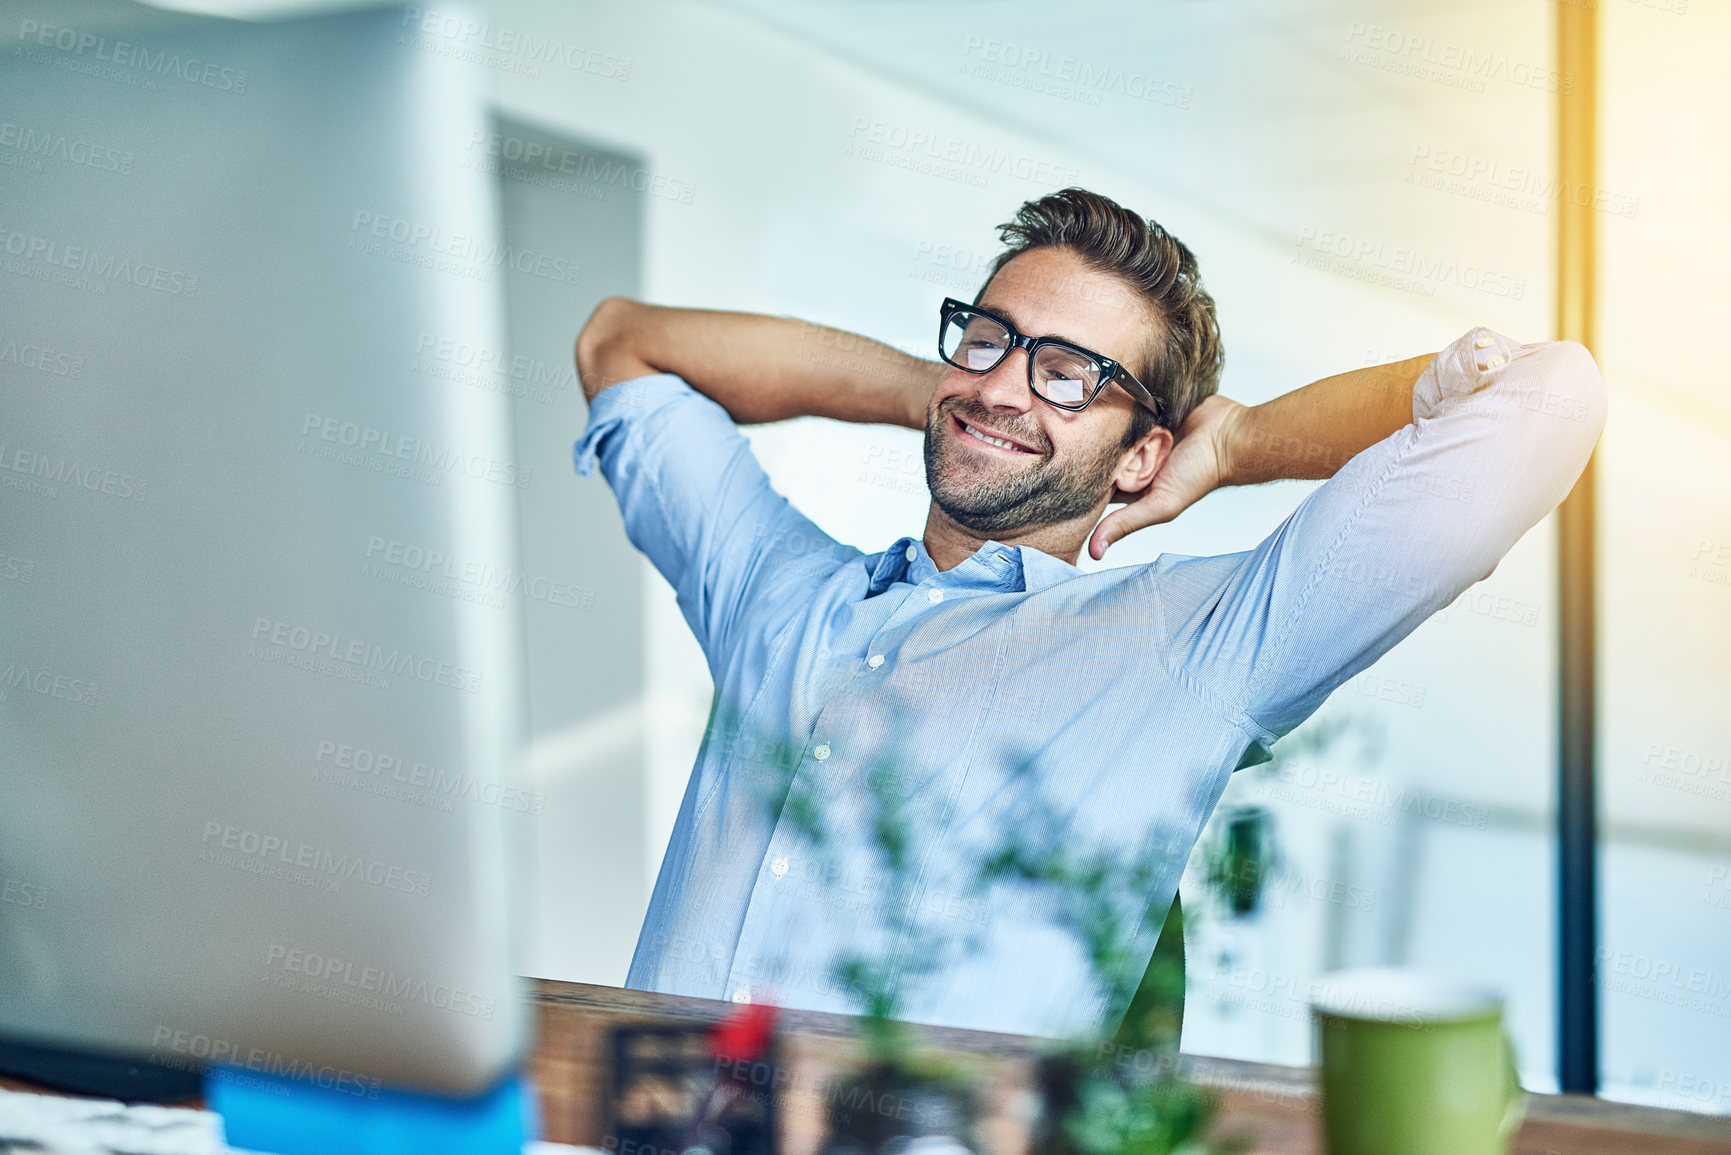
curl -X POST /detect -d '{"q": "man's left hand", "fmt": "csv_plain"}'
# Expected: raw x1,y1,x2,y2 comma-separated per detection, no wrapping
1087,394,1247,560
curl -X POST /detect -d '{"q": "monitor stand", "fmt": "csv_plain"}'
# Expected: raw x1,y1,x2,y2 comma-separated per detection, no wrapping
207,1064,535,1155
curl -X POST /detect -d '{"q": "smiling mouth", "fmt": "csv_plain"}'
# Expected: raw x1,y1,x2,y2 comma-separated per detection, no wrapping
953,414,1039,456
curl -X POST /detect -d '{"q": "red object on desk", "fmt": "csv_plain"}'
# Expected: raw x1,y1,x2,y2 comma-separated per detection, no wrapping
710,1003,779,1065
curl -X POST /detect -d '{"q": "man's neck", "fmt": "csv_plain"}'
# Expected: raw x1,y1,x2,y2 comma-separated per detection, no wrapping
919,503,1098,572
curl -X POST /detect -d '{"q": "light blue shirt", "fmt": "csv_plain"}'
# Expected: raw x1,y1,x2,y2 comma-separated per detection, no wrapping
572,327,1605,1039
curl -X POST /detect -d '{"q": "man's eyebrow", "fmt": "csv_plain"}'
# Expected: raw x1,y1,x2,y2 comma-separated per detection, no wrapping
975,299,1091,349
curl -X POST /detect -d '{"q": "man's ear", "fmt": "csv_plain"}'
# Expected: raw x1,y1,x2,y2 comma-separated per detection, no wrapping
1115,425,1173,494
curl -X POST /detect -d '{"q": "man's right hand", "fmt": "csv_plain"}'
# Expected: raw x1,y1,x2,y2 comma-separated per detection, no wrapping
572,296,941,430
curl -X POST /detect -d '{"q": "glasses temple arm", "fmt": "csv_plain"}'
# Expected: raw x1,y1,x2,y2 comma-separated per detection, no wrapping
1115,367,1164,423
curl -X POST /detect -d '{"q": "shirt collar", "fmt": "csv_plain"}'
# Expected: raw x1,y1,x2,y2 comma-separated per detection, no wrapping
865,535,1079,597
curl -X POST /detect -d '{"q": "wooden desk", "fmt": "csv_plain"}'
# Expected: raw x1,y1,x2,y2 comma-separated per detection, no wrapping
528,979,1731,1155
5,981,1727,1154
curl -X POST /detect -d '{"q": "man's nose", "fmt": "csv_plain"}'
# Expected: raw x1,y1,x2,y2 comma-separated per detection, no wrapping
975,348,1034,411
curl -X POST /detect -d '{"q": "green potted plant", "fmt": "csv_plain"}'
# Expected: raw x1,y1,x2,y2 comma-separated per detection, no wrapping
726,698,1251,1155
737,700,983,1155
973,768,1244,1155
1002,705,1396,1155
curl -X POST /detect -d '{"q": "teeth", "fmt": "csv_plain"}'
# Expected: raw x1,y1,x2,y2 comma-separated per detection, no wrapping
962,421,1018,451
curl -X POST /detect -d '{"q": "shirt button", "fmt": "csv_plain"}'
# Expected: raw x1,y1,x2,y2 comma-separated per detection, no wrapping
770,857,789,877
1475,336,1494,349
813,743,830,761
1485,354,1505,369
731,988,752,1004
905,544,917,562
867,654,884,669
928,589,944,604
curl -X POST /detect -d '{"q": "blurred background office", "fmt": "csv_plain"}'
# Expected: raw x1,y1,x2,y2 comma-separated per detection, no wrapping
7,0,1726,1119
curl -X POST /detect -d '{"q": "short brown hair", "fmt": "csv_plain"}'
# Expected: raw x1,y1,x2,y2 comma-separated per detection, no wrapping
979,187,1223,447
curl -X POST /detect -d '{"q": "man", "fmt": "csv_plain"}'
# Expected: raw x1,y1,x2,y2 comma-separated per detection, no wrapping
572,187,1606,1039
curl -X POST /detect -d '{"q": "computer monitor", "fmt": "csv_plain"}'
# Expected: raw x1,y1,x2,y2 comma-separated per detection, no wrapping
0,2,532,1098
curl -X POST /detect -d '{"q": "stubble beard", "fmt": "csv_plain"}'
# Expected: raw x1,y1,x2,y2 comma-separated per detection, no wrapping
923,398,1122,538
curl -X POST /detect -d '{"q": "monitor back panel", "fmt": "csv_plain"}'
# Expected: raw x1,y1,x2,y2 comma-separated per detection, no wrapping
0,4,531,1095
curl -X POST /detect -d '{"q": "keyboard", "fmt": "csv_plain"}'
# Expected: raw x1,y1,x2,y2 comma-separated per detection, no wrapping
0,1086,591,1154
0,1086,237,1154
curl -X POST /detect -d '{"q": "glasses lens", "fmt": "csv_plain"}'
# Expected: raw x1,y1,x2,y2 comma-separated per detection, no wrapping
942,309,1010,372
1031,344,1104,407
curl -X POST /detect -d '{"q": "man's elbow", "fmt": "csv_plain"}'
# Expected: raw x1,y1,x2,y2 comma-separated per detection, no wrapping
575,296,651,402
1513,338,1609,451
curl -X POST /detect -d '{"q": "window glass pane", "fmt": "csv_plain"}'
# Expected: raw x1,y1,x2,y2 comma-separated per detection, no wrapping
1597,0,1731,1115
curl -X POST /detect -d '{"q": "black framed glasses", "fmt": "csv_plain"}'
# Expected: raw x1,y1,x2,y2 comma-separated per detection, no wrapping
937,296,1164,424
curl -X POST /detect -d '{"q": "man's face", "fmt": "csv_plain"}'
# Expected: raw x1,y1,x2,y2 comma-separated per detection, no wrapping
923,247,1156,538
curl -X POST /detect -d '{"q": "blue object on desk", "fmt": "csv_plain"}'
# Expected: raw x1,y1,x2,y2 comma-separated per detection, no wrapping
205,1065,536,1155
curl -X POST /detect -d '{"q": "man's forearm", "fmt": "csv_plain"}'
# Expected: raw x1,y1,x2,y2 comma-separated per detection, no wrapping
575,297,940,430
1221,352,1436,485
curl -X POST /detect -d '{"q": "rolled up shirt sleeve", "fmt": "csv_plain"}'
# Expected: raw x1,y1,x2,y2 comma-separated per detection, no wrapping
574,373,857,679
1150,327,1608,767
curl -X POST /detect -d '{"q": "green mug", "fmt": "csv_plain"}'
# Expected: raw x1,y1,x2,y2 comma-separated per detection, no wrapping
1310,968,1526,1155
